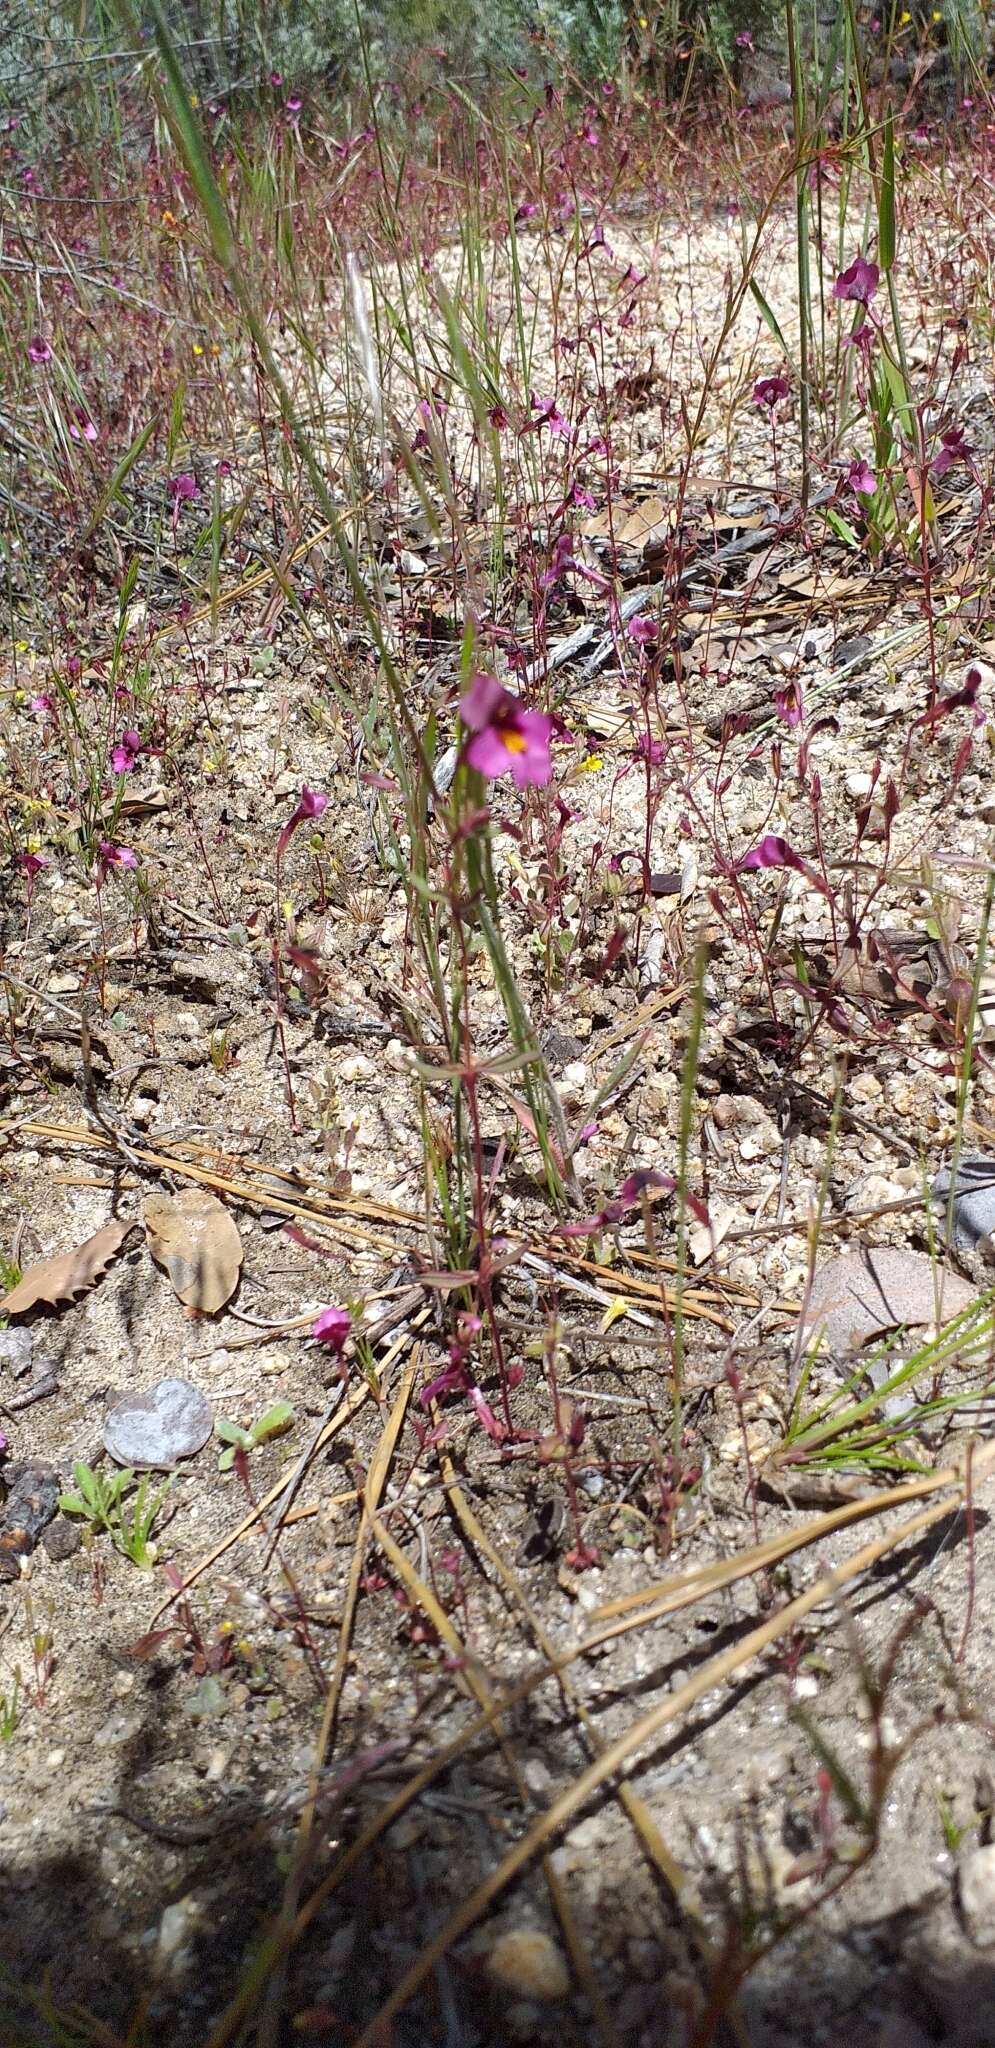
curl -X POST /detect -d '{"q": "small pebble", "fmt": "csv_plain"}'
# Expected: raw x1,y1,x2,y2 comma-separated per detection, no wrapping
487,1928,570,2002
41,1517,81,1562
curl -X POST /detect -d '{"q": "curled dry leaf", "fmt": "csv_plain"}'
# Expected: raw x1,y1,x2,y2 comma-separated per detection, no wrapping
143,1188,242,1314
799,1246,976,1357
0,1219,135,1316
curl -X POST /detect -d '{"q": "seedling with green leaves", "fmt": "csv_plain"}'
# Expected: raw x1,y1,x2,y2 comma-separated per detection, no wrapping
216,1400,295,1472
58,1461,171,1570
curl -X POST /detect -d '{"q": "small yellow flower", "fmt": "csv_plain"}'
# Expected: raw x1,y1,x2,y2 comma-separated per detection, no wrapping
638,13,648,24
579,754,604,774
900,9,911,21
932,7,942,16
192,342,204,356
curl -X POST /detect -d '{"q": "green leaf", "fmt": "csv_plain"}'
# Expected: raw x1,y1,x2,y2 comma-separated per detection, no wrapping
878,108,896,272
748,279,790,356
881,349,910,421
215,1419,254,1448
252,1401,295,1444
823,507,861,548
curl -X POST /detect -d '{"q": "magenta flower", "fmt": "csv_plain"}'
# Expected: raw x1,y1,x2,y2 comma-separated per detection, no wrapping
17,850,48,881
556,1165,708,1238
530,392,570,438
167,472,199,530
736,28,755,47
459,672,553,788
110,728,142,774
737,833,830,898
626,614,659,645
29,692,53,715
313,1305,350,1352
774,681,804,729
68,410,98,443
277,783,328,858
845,458,876,497
738,833,806,874
541,531,576,589
842,321,876,368
28,336,52,364
585,222,614,259
286,95,303,115
753,373,790,407
96,841,138,883
833,255,880,304
932,424,970,477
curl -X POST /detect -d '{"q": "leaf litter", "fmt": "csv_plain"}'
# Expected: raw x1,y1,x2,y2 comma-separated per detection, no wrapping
142,1188,243,1314
0,1219,135,1316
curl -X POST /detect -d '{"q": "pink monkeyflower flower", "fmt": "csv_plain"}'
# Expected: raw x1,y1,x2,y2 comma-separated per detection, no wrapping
530,392,570,438
626,614,658,645
556,1165,708,1239
540,531,577,589
286,95,303,115
487,403,509,431
845,458,876,497
459,671,553,788
736,28,755,47
28,335,52,364
68,410,98,443
585,222,614,260
17,850,48,881
96,841,138,883
736,833,831,899
843,320,875,364
29,693,53,715
312,1305,350,1352
570,481,596,508
931,424,970,477
110,728,142,774
269,70,283,85
774,680,804,728
618,264,646,289
738,832,806,873
167,472,199,529
753,373,790,407
833,254,879,304
514,201,539,223
466,1386,508,1442
277,783,328,859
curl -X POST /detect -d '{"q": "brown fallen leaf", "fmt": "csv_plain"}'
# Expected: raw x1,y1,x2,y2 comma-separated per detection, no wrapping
800,1247,976,1357
0,1219,135,1315
143,1188,243,1314
778,564,870,602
